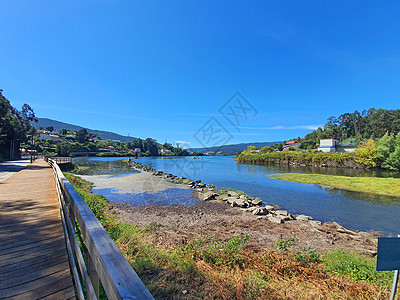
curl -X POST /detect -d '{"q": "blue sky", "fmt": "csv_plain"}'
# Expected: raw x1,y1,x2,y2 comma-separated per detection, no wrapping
1,1,399,148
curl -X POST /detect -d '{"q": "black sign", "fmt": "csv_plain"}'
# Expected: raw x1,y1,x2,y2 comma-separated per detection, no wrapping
377,237,400,271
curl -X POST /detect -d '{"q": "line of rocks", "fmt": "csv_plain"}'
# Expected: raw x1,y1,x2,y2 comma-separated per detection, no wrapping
128,160,320,225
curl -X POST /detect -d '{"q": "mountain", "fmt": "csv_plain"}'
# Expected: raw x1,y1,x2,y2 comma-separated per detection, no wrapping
34,118,136,142
188,141,282,155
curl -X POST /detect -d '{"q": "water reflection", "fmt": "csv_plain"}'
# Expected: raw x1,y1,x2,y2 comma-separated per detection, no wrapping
93,187,198,207
73,157,139,176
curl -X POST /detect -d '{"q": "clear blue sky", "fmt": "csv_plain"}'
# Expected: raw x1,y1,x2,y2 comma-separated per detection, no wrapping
1,1,399,148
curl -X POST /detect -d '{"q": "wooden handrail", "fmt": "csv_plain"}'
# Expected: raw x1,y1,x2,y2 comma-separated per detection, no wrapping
47,158,154,300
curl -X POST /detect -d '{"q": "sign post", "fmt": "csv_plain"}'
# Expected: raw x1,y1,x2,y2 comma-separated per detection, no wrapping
377,235,400,300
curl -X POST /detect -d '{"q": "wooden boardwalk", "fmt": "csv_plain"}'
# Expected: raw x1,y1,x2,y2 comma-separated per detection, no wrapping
0,159,75,299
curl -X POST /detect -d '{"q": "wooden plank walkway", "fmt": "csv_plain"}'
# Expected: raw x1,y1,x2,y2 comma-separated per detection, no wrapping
0,159,75,300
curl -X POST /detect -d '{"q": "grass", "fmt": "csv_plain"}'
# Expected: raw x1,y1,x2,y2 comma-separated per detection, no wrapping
270,173,400,198
65,173,396,299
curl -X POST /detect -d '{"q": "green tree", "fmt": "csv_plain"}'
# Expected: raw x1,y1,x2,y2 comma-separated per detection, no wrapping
56,143,70,156
382,132,400,170
376,132,395,164
0,90,37,160
260,146,273,153
299,140,316,150
353,140,377,168
142,138,158,156
46,126,54,132
75,128,89,143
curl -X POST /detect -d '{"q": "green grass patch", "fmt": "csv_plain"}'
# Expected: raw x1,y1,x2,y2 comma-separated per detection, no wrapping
321,250,393,284
270,173,400,198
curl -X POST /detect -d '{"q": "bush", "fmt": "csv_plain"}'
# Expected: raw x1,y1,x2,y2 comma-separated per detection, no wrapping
353,140,377,167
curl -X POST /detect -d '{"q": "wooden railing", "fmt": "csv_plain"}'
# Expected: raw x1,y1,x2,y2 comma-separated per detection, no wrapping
47,158,154,300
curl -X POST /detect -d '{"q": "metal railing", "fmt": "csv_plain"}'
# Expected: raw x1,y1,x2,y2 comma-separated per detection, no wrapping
47,158,154,300
49,157,72,164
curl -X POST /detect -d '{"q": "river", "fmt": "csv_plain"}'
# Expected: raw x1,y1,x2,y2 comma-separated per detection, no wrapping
73,156,400,236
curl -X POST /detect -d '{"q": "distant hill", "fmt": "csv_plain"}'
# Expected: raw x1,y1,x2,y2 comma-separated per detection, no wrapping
34,118,136,142
188,141,282,155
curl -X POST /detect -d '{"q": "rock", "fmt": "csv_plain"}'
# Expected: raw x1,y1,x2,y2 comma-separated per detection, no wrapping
197,183,206,188
216,195,227,201
246,207,258,212
251,197,262,206
232,199,248,208
274,210,289,216
252,207,269,215
295,214,313,221
263,205,274,211
226,197,238,205
310,220,322,226
227,191,239,198
199,192,218,201
267,215,284,224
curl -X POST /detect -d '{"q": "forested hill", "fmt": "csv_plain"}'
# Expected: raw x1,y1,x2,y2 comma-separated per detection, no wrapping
188,141,281,155
302,108,400,145
34,118,136,142
32,118,136,142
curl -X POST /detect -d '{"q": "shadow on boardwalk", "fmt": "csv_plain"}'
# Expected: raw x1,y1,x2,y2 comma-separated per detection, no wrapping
0,160,75,299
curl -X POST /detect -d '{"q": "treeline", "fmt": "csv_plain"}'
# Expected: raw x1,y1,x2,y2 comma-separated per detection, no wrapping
0,90,37,161
237,134,400,170
300,108,400,149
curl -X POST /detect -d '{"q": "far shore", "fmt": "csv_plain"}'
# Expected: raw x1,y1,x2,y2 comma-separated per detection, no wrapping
270,173,400,198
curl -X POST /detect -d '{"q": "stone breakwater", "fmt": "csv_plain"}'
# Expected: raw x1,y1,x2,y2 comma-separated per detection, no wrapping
128,161,321,226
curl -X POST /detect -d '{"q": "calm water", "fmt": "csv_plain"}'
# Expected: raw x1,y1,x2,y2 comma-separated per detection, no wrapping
73,156,400,236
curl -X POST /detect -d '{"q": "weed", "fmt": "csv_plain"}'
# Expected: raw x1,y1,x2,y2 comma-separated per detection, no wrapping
274,236,298,251
322,250,393,284
294,248,321,264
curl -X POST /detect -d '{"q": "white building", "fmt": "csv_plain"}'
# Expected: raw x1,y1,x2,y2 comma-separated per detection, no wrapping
318,139,339,152
318,139,359,153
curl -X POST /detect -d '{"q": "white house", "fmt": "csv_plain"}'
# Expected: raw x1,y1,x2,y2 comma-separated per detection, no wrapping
160,149,172,155
318,139,339,152
318,139,359,153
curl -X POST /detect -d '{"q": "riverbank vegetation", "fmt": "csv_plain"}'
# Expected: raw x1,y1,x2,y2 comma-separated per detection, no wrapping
237,109,400,171
64,173,394,299
270,173,400,198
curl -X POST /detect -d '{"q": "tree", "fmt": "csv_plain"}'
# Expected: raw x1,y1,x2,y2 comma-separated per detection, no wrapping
376,132,395,163
46,126,54,132
60,128,68,135
260,146,273,153
0,90,37,160
142,138,158,156
75,128,89,143
382,132,400,170
299,140,316,150
353,140,377,168
56,143,70,156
